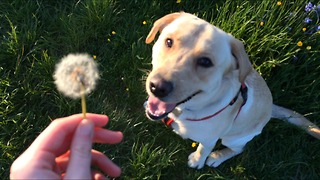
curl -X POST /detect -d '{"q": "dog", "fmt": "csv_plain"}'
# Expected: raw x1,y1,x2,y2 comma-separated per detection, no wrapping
144,12,320,169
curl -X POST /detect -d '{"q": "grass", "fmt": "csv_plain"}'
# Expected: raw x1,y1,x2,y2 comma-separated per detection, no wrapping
1,0,320,179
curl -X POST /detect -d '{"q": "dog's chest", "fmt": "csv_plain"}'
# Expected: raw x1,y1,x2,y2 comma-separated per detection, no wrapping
169,113,235,142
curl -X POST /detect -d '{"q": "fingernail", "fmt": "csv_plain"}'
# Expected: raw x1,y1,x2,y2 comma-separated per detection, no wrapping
78,119,94,138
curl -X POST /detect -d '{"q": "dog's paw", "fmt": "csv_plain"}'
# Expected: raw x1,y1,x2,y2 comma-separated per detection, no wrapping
188,151,206,169
205,151,225,167
206,149,240,167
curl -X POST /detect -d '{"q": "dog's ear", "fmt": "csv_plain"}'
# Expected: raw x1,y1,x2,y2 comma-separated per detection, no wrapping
230,37,253,83
146,12,183,44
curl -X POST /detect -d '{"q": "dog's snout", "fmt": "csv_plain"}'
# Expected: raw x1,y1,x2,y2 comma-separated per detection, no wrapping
149,77,173,98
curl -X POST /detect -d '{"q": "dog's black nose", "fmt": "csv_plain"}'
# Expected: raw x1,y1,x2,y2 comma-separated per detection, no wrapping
149,77,173,98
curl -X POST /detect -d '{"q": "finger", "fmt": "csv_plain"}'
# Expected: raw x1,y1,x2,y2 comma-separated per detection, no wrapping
29,113,109,156
92,170,108,180
64,119,94,179
93,128,123,144
55,151,70,174
91,150,121,178
56,150,121,177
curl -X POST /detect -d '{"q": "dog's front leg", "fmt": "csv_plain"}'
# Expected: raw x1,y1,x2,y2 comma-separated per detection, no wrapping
188,140,217,169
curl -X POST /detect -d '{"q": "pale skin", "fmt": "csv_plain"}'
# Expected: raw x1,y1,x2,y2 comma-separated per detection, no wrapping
10,113,123,179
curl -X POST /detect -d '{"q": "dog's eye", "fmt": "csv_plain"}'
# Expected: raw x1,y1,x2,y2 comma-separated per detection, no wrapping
196,57,213,68
165,38,173,48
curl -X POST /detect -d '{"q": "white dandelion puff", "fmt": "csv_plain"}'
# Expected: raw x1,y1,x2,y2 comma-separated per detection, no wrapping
53,53,99,119
53,53,99,99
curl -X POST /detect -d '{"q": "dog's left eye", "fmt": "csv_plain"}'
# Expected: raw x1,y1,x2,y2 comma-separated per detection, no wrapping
196,57,213,68
165,38,173,48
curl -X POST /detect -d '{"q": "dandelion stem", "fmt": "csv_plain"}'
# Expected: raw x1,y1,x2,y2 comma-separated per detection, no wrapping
80,83,87,119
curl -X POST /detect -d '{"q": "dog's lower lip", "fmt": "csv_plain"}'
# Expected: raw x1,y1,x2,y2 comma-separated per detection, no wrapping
177,90,202,105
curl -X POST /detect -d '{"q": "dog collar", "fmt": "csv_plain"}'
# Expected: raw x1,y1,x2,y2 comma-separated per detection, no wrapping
162,84,248,127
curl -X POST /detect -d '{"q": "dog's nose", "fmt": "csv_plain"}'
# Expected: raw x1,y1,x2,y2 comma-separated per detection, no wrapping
149,77,173,98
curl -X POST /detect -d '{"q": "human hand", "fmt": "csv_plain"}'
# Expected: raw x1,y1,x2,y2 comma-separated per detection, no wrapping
10,113,123,179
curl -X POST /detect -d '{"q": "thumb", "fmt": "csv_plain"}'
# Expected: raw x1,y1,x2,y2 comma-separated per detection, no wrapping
64,119,94,179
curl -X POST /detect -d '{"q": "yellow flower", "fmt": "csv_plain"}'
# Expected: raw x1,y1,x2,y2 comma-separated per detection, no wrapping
302,28,307,32
277,1,282,6
306,46,311,50
297,41,303,47
93,55,97,60
191,142,198,148
142,21,147,25
112,31,116,35
107,38,111,42
176,0,181,3
260,21,265,26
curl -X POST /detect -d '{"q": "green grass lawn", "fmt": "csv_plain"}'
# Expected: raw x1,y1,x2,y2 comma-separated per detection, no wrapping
1,0,320,179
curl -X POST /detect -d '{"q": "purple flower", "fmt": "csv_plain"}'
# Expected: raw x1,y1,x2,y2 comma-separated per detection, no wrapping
304,17,312,23
317,25,320,31
305,2,315,12
317,5,320,11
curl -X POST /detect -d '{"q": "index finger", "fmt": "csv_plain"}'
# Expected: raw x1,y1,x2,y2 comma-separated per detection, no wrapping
29,113,109,156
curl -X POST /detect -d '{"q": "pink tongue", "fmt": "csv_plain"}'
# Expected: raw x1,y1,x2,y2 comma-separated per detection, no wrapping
147,96,176,117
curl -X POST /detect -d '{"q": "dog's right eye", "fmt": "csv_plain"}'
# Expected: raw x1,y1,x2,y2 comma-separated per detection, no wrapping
196,57,213,68
165,38,173,48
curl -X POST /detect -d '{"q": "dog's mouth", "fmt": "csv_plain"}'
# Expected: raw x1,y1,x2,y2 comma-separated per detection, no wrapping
145,91,201,121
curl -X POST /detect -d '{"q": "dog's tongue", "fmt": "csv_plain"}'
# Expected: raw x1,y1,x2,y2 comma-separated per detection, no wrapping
147,96,176,117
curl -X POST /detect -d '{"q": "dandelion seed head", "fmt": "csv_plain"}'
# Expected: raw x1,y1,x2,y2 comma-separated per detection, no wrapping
53,53,99,99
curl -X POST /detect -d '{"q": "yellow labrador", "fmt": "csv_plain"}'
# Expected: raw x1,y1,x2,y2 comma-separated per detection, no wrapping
144,12,320,169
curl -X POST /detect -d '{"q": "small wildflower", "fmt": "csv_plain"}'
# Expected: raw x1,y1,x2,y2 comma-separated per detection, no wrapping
277,1,282,6
304,17,312,23
142,21,147,25
176,0,181,3
302,27,307,32
317,26,320,31
107,38,111,42
260,21,265,26
126,87,129,91
53,53,99,99
112,31,116,35
305,2,315,12
191,142,198,148
306,46,312,50
93,55,97,60
297,41,303,47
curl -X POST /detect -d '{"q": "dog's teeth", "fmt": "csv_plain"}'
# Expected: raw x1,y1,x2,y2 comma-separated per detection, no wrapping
144,101,148,109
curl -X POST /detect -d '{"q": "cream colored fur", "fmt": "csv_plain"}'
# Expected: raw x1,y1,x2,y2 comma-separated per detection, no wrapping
145,12,320,169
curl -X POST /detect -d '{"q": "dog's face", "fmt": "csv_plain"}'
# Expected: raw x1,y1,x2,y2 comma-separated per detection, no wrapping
145,12,252,121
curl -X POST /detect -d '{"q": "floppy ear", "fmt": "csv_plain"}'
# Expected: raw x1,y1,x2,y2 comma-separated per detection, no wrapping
230,37,253,83
145,12,183,44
